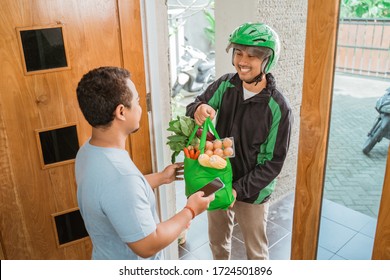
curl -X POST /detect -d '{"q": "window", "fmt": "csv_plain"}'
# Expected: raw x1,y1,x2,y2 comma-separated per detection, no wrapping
17,25,70,74
35,124,79,169
52,208,89,247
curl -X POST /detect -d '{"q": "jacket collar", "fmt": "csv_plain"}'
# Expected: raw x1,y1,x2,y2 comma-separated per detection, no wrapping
231,73,276,102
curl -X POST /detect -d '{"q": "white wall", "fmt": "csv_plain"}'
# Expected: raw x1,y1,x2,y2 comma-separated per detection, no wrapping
215,0,258,77
168,0,214,54
256,0,307,201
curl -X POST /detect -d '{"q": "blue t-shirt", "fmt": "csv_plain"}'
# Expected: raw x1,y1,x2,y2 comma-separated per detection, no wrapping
75,140,162,260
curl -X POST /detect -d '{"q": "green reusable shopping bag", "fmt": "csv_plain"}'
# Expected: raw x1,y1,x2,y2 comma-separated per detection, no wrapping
184,117,235,210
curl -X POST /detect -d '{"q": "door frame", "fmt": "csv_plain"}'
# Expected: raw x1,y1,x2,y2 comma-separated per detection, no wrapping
372,148,390,259
141,0,179,259
291,0,390,259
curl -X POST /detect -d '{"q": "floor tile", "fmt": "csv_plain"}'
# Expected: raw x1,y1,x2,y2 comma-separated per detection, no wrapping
232,216,290,250
179,246,191,259
179,216,209,253
359,218,377,238
317,246,334,260
268,192,295,231
179,251,198,260
176,188,377,260
329,254,347,260
191,242,213,260
269,233,291,260
318,217,357,253
321,199,373,231
336,232,374,260
267,220,291,249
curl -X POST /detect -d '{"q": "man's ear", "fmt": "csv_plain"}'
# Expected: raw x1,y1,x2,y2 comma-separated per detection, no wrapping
115,104,126,120
261,57,270,73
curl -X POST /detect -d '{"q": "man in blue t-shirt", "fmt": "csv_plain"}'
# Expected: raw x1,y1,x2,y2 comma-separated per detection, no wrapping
76,66,214,259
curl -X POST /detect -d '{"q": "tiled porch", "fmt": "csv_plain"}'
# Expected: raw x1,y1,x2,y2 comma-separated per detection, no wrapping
175,185,377,260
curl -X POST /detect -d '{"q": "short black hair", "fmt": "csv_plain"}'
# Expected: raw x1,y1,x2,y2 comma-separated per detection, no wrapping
76,66,132,127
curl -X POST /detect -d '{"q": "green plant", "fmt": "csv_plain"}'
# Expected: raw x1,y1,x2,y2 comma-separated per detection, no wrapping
166,116,198,163
203,9,215,46
340,0,390,18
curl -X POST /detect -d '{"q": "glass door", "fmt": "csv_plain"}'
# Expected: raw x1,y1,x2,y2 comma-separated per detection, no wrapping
317,6,390,259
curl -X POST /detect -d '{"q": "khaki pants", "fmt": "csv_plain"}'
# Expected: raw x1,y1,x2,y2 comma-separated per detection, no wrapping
207,200,269,260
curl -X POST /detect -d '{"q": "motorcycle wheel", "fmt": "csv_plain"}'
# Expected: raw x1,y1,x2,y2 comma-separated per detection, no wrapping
362,117,385,155
172,81,183,98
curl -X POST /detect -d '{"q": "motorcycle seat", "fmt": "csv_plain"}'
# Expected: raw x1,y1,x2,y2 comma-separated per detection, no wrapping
376,92,390,113
198,62,214,72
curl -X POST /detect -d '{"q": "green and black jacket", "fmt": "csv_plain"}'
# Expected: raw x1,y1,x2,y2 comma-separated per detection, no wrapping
186,73,292,204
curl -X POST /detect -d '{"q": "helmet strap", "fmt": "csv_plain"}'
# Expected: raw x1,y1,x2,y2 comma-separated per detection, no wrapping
246,73,264,86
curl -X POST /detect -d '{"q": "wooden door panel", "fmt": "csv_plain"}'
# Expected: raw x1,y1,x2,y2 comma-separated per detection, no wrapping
0,0,150,259
118,0,153,174
291,0,340,259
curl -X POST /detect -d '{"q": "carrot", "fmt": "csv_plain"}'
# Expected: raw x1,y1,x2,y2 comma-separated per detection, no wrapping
189,149,195,159
193,149,201,160
183,147,190,158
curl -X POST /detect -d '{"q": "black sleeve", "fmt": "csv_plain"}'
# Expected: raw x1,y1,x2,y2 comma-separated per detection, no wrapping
186,73,234,118
233,100,293,202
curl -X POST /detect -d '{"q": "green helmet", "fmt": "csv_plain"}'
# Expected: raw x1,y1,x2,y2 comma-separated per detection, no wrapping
227,22,280,73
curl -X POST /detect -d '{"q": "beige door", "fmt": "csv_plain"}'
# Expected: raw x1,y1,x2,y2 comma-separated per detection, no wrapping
0,0,151,259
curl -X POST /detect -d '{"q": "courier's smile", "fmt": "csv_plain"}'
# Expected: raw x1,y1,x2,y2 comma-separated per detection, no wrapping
237,63,260,82
238,65,252,75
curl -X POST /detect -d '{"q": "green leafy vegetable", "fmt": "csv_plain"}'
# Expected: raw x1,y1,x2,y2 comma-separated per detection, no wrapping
166,116,198,163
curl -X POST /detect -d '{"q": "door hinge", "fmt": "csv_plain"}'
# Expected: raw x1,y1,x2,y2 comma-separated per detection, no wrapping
146,92,152,112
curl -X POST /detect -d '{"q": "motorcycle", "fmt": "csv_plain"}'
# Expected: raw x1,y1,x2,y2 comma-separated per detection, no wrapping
362,87,390,155
172,45,215,98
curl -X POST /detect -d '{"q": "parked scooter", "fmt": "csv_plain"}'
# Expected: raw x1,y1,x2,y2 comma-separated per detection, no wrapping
172,45,215,98
362,87,390,155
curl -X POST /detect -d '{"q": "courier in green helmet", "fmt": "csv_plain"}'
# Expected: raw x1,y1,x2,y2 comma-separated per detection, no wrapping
226,22,281,85
186,21,292,260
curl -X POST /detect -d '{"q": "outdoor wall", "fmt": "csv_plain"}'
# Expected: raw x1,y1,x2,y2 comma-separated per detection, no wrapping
336,18,390,79
215,0,307,202
167,0,214,55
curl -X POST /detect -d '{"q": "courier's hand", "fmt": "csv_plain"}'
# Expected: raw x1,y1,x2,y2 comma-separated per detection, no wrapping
194,104,216,125
229,188,237,209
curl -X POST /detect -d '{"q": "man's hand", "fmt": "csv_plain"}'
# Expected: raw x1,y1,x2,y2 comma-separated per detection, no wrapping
162,162,184,184
145,162,184,189
187,191,215,217
229,188,237,209
194,104,216,125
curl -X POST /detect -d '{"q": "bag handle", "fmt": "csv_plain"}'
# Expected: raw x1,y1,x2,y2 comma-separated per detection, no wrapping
186,117,220,154
186,123,199,147
206,117,220,140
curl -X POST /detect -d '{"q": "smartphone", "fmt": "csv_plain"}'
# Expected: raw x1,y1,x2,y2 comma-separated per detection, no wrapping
197,178,225,197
